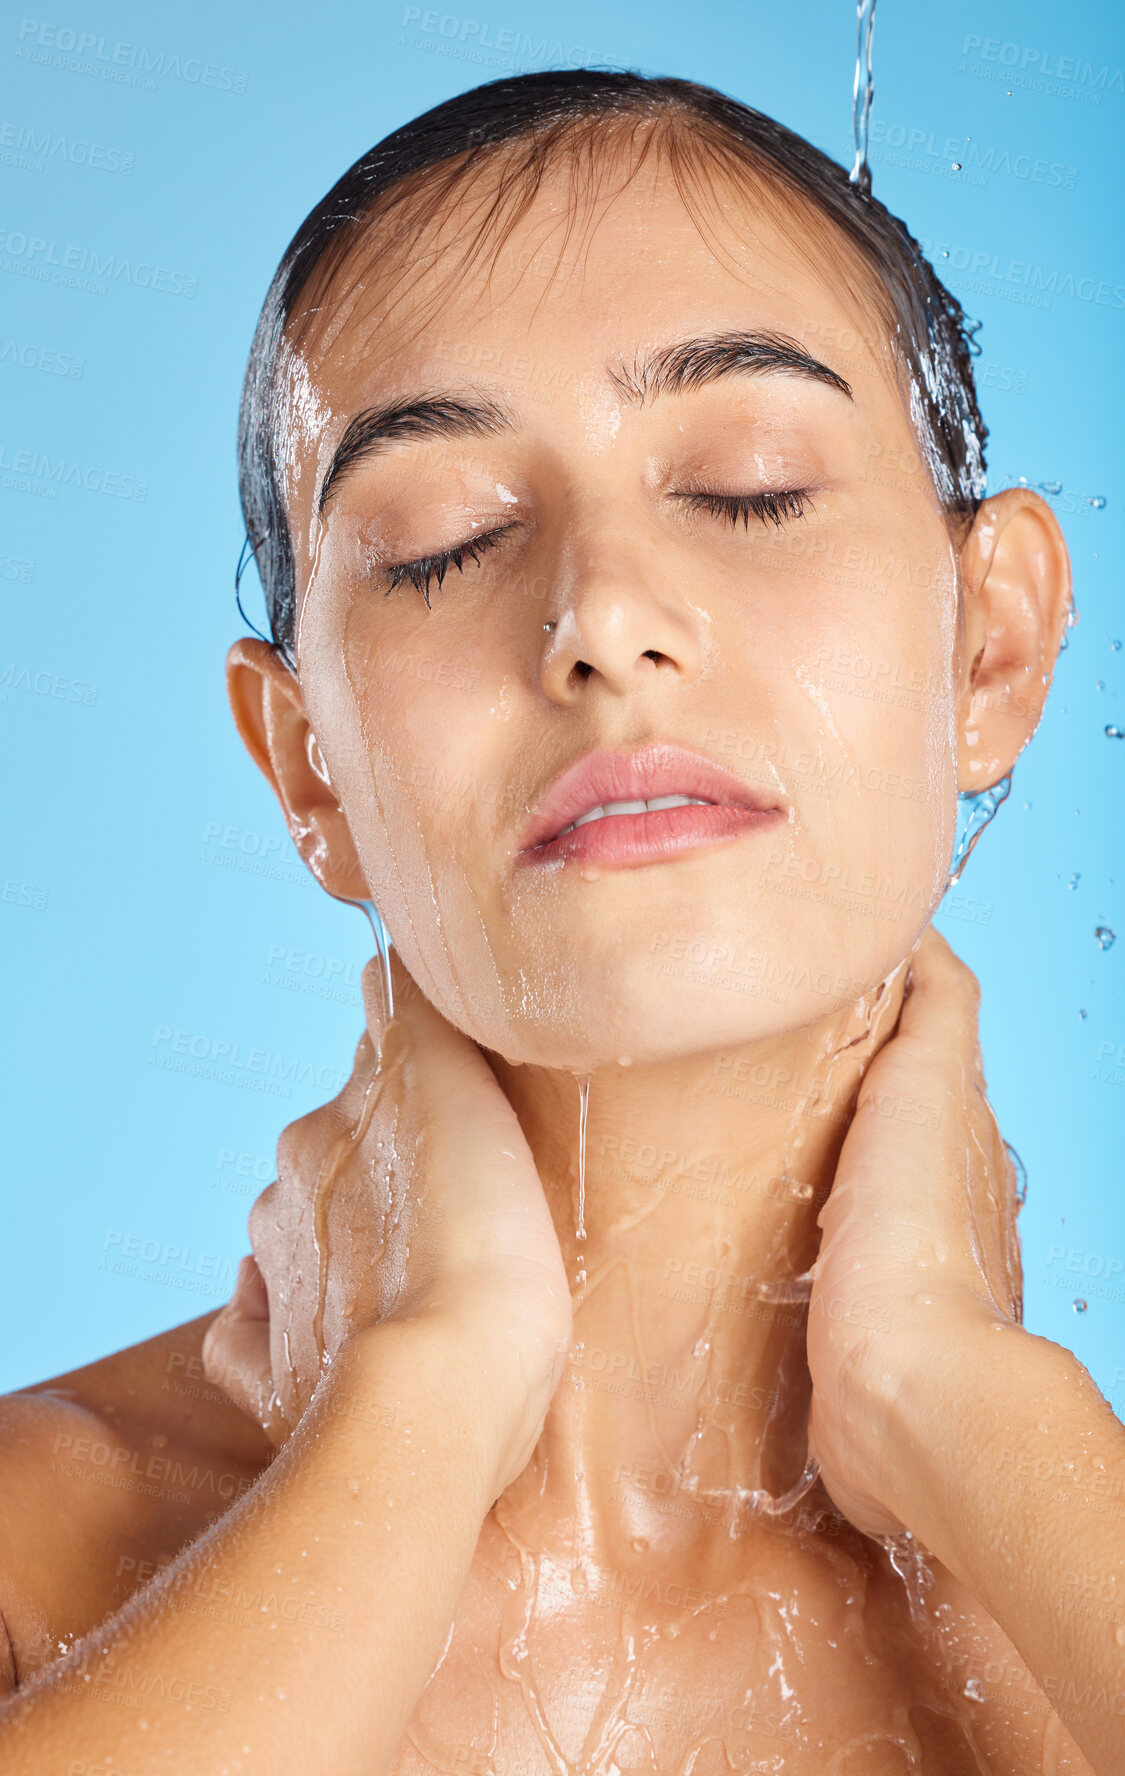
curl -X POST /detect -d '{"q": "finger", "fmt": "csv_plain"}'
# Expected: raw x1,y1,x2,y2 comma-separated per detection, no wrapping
903,931,1020,1312
897,925,984,1071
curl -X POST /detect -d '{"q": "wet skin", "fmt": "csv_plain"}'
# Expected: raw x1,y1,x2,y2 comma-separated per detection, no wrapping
0,148,1090,1771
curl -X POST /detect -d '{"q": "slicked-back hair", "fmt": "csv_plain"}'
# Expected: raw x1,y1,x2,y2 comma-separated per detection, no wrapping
237,68,987,667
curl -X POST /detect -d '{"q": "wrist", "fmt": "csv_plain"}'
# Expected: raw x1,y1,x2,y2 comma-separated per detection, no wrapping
338,1295,562,1503
878,1300,1037,1546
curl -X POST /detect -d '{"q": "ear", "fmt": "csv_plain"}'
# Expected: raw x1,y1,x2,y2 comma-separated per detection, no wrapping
955,489,1072,792
226,637,369,900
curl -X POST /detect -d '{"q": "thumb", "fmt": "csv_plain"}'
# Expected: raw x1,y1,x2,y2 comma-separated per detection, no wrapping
202,1255,290,1447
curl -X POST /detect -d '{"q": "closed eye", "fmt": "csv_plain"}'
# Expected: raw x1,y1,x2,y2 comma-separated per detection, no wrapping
384,487,812,607
672,488,814,529
385,523,517,606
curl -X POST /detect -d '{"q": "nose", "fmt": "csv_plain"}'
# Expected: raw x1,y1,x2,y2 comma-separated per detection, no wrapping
537,530,706,703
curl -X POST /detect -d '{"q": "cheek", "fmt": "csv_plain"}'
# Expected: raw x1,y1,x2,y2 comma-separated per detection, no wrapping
318,607,519,1036
761,562,960,935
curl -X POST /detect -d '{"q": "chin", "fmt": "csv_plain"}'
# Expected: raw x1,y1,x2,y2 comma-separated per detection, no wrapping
471,942,868,1073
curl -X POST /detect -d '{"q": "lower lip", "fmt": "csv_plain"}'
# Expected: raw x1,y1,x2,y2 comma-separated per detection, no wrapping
520,803,782,870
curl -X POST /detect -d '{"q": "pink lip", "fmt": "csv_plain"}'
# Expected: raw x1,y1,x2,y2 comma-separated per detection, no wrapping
518,743,784,871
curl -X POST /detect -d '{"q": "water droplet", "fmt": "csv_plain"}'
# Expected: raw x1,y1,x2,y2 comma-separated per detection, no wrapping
913,1293,933,1307
570,1566,588,1594
1074,1299,1088,1313
1095,927,1116,951
1039,480,1062,496
951,161,962,171
1106,726,1124,740
631,1536,649,1554
1086,495,1107,510
941,248,949,258
1112,640,1123,652
662,1620,681,1638
1068,872,1081,890
964,1677,986,1702
1079,1008,1088,1019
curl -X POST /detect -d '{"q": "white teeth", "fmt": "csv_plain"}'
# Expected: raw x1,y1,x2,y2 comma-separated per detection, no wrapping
557,794,712,837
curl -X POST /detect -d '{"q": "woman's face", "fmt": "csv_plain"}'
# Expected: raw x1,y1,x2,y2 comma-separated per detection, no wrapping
281,155,966,1070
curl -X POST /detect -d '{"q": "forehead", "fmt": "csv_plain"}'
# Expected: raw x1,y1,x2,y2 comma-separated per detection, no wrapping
281,150,902,497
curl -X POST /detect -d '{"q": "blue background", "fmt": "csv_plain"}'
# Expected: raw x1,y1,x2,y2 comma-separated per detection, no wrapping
2,0,1122,1401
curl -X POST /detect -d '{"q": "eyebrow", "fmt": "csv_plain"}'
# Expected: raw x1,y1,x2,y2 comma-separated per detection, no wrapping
315,330,851,518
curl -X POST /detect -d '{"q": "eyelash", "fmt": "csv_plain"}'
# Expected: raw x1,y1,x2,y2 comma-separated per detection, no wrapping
384,524,515,606
673,488,814,530
383,489,813,601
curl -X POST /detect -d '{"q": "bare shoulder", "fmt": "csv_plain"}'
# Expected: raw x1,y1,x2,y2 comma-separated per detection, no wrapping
0,1311,273,1690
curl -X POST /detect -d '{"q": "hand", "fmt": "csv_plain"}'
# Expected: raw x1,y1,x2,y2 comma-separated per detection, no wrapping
806,925,1023,1536
203,950,573,1492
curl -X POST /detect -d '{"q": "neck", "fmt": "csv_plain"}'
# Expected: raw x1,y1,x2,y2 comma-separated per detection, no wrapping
486,963,909,1582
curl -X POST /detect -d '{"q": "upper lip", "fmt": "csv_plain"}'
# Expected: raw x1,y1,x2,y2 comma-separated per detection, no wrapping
520,742,781,851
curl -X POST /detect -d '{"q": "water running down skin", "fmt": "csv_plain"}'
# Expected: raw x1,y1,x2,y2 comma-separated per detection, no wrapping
1,938,1119,1773
0,133,1120,1775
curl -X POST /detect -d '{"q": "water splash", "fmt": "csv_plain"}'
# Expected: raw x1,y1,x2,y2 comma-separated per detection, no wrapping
739,1456,822,1520
849,0,877,197
880,1528,936,1628
1106,726,1124,740
1095,926,1116,951
946,775,1012,886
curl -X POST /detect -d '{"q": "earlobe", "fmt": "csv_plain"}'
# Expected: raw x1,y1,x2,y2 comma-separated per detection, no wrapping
225,637,369,900
955,490,1072,793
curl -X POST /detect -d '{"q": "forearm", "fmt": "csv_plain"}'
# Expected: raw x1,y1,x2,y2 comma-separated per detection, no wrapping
1,1311,505,1774
892,1312,1125,1774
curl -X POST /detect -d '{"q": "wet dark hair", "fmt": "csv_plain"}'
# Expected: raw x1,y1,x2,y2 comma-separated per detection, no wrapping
238,68,987,668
